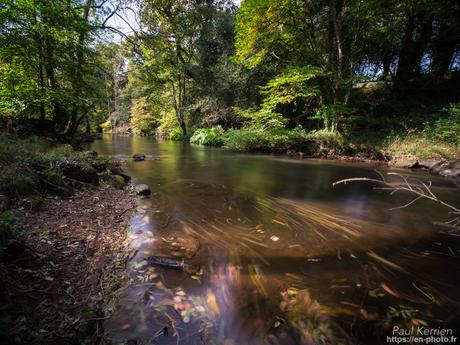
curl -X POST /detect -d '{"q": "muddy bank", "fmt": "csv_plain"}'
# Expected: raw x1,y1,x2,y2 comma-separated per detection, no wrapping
283,148,460,182
0,184,136,345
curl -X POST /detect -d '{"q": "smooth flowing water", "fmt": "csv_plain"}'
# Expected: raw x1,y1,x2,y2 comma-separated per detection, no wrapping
91,135,460,345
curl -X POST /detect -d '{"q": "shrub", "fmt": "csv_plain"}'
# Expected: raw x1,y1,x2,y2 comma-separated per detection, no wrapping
0,172,39,198
223,128,264,151
428,103,460,146
190,126,224,146
168,126,184,141
305,129,349,154
223,126,307,151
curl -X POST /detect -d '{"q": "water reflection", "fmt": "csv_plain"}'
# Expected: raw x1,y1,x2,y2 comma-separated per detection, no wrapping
91,135,460,345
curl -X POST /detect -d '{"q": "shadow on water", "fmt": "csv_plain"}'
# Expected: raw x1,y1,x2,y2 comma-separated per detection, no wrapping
91,135,460,345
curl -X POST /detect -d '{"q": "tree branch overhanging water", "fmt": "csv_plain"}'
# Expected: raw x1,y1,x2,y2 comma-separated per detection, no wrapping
333,171,460,232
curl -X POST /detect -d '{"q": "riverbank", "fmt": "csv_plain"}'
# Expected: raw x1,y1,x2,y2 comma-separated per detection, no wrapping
0,134,136,344
187,126,460,178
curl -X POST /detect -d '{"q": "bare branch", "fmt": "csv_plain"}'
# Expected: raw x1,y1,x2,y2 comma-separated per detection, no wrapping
333,172,460,232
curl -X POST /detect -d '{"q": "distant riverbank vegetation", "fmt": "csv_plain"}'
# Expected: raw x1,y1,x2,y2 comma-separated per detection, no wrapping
1,0,459,160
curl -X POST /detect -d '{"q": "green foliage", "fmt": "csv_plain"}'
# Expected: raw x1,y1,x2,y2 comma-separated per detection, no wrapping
428,104,460,146
130,97,159,135
168,127,185,141
0,173,39,198
234,107,287,130
223,126,307,151
0,135,123,199
312,104,361,132
260,66,325,114
190,126,224,146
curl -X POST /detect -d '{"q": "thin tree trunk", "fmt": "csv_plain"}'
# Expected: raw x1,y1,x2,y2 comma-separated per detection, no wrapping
65,0,92,136
39,65,46,121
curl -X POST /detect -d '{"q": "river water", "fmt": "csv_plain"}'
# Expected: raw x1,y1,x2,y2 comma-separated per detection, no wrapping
91,135,460,345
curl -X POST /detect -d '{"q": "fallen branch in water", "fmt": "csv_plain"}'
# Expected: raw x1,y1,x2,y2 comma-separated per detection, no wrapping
333,171,460,232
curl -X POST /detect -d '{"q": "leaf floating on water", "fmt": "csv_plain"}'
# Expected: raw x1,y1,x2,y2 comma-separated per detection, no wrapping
360,308,379,320
206,289,220,316
285,273,305,281
369,288,386,298
270,235,280,242
380,282,401,298
272,219,288,226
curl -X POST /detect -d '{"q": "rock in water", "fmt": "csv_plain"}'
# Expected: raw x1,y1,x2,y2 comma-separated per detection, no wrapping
146,256,200,274
133,153,146,162
135,184,151,196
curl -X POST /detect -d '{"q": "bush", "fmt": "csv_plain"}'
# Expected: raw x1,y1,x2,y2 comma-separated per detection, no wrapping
0,135,121,199
305,129,349,154
427,104,460,146
0,173,40,198
190,126,224,146
156,113,180,139
223,126,307,151
223,128,264,151
168,127,184,141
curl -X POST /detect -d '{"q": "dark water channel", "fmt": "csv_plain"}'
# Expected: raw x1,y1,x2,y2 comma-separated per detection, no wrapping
91,135,460,345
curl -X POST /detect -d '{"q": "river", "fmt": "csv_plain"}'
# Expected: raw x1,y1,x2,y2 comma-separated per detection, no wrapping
91,135,460,345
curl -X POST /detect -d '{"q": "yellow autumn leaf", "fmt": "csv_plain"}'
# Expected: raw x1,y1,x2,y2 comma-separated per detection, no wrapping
206,289,220,316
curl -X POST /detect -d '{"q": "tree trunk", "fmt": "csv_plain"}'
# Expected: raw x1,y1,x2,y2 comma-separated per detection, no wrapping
431,22,458,80
395,7,432,91
39,65,46,121
65,0,92,136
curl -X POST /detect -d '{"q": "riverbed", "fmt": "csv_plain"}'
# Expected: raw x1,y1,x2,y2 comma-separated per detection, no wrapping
91,135,460,345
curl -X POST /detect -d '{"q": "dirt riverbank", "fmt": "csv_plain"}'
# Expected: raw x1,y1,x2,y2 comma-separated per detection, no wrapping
0,184,136,345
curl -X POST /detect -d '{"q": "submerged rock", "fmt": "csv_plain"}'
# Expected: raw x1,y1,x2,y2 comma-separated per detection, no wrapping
135,184,151,196
146,255,200,274
158,235,200,260
132,153,146,162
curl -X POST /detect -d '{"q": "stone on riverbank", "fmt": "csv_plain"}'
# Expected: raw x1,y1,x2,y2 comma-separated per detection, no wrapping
133,153,146,162
109,166,131,183
135,184,151,196
110,175,126,189
61,163,99,185
388,155,419,169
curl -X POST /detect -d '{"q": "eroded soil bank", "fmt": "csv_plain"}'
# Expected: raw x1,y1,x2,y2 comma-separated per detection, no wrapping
0,184,136,344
